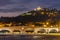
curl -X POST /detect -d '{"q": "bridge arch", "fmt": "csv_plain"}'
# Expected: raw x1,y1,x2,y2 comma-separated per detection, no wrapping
48,28,58,33
37,29,47,33
0,28,12,33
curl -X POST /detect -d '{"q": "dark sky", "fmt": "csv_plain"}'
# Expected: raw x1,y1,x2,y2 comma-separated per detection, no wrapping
0,0,60,17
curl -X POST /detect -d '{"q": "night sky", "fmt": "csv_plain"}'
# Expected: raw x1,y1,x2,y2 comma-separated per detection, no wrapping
0,0,60,17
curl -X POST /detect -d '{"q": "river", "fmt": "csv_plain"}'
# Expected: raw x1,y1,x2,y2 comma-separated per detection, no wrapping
0,35,60,40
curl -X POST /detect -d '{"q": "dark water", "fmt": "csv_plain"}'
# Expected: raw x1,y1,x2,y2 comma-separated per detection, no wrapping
0,35,60,40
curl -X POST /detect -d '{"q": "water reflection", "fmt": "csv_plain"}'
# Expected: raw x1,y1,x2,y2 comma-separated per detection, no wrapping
0,35,60,40
33,36,42,38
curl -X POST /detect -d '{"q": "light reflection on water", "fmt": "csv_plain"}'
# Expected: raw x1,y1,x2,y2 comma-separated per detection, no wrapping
0,35,60,40
33,36,42,38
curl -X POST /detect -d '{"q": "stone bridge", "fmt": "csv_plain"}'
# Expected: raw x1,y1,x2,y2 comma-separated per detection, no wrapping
0,27,60,35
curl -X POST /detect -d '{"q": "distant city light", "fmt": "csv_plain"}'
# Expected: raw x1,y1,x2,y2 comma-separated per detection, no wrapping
34,9,36,11
51,25,53,27
46,22,49,25
37,6,41,10
43,25,47,27
34,6,41,11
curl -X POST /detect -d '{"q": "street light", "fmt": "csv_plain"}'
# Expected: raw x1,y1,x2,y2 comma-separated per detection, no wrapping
32,25,35,28
46,22,49,25
22,27,24,30
51,25,53,27
43,25,47,27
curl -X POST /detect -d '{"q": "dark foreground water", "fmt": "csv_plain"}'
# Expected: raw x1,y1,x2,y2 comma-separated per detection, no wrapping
0,35,60,40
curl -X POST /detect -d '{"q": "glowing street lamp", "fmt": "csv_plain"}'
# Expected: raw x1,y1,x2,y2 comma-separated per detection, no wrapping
43,25,47,27
22,27,24,30
51,25,53,27
32,25,35,28
46,22,49,25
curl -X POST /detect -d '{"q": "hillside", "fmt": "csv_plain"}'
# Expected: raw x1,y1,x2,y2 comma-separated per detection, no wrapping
0,8,60,27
